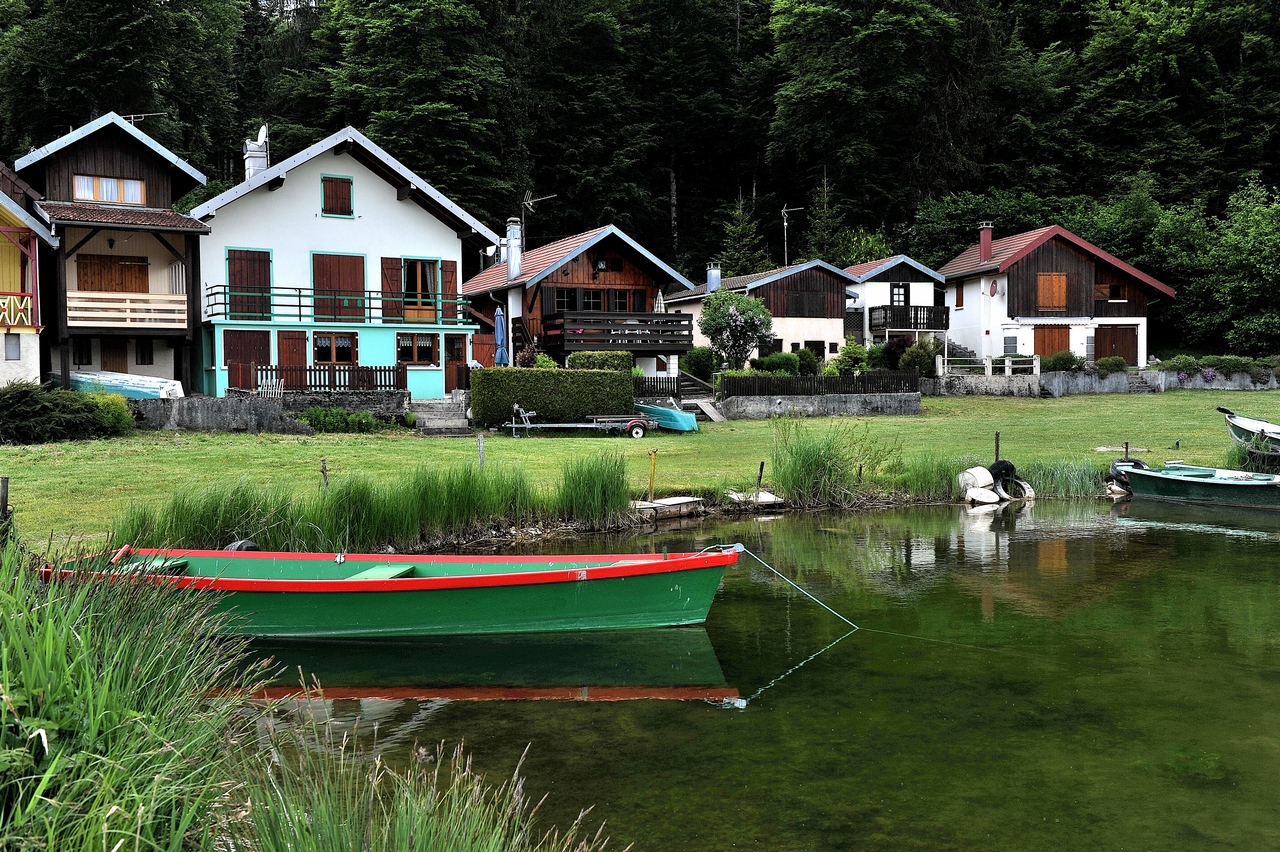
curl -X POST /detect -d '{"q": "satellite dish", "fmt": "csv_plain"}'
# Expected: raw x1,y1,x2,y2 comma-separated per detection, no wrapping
256,125,268,145
989,280,998,297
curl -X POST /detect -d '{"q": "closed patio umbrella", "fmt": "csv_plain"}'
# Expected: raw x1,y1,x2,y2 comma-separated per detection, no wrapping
494,306,509,366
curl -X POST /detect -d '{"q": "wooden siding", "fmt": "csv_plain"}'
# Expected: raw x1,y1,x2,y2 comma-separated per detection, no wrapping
1093,265,1148,317
753,267,846,319
863,260,930,284
76,254,149,293
1006,237,1094,318
528,244,660,328
1033,325,1070,357
40,125,174,205
224,329,270,368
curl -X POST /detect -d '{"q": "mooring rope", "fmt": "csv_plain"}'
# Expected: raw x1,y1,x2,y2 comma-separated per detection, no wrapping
740,546,860,630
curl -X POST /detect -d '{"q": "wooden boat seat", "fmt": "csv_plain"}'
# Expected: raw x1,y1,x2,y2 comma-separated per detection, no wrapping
346,564,416,580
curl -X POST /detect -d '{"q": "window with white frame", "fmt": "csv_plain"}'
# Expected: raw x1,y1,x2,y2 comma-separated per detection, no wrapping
74,175,145,205
4,333,19,361
1003,336,1018,355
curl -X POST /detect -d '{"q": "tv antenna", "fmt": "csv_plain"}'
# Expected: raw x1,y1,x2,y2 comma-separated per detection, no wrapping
122,112,167,126
782,204,804,266
521,190,557,236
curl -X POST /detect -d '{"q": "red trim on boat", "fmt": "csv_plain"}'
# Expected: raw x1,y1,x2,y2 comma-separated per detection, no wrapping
55,549,739,593
248,685,741,702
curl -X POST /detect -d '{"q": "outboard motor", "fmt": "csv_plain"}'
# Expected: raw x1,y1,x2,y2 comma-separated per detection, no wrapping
224,539,261,551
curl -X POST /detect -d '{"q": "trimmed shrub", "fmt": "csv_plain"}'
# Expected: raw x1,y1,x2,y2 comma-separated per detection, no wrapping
471,367,633,428
882,335,913,370
866,343,886,370
822,364,839,377
348,411,376,433
1159,354,1200,374
831,339,868,375
749,351,800,375
300,406,351,433
797,347,819,376
684,346,715,381
898,343,936,377
533,353,558,369
0,382,133,444
566,351,633,372
1043,350,1085,372
1094,356,1129,378
1199,355,1255,377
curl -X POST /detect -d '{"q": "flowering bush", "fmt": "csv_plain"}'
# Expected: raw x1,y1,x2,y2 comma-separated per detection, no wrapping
1177,371,1189,383
697,290,773,369
1201,368,1218,381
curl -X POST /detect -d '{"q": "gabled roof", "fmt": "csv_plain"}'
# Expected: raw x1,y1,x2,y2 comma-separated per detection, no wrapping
190,127,498,249
939,225,1176,297
843,254,943,284
463,225,695,296
0,193,56,247
39,201,207,233
15,112,206,188
665,259,855,304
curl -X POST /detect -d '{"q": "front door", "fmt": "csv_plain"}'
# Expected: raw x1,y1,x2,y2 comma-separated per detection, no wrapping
1033,325,1070,358
100,338,127,372
277,330,307,390
1096,325,1138,365
444,333,466,393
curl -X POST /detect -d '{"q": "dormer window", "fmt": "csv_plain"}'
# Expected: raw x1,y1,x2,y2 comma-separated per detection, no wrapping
322,176,354,217
74,175,145,205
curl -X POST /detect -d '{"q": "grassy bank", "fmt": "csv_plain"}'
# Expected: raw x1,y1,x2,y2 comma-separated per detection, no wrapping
2,390,1276,541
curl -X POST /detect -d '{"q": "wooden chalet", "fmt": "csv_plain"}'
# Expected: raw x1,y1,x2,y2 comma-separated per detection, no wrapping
842,255,947,345
665,260,854,360
463,222,696,375
938,223,1175,366
19,113,208,391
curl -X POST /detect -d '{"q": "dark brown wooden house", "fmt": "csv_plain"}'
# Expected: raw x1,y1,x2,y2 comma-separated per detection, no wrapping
938,224,1175,366
463,222,696,374
19,112,208,391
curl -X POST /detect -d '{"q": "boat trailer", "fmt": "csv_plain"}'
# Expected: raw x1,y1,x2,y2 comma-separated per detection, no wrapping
505,405,655,439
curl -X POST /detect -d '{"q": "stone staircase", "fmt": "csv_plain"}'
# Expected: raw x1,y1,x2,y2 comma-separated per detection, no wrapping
943,338,979,360
1128,372,1156,394
409,399,472,436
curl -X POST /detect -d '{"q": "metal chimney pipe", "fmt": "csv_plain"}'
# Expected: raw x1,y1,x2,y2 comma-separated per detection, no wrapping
706,262,721,293
978,221,994,263
243,125,269,180
506,217,522,281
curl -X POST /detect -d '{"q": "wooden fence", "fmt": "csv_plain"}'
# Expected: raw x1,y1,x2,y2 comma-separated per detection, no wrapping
633,376,681,398
229,362,408,392
719,370,919,398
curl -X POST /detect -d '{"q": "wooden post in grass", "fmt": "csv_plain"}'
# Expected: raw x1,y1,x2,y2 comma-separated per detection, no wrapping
994,431,1000,463
320,459,329,493
756,461,765,502
648,448,658,502
0,475,8,515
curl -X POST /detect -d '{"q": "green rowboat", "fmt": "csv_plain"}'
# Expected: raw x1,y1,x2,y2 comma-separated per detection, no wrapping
1124,463,1280,510
1220,407,1280,457
60,546,741,638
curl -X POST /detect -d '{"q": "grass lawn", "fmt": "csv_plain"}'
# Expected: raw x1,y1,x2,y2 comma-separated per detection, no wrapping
3,389,1277,542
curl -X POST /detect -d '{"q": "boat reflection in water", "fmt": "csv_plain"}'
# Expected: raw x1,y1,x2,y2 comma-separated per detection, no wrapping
250,626,737,703
1113,497,1280,539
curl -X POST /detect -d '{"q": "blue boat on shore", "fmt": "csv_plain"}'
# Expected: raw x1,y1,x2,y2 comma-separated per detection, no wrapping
635,402,698,432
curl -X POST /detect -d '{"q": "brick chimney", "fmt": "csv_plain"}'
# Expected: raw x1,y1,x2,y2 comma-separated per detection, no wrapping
978,221,994,263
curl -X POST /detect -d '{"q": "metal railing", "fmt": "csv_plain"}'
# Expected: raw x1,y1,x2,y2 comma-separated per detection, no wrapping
205,286,474,326
67,291,187,328
868,305,950,331
936,355,1040,376
719,370,919,398
229,362,408,392
541,312,693,353
634,376,681,397
0,291,33,326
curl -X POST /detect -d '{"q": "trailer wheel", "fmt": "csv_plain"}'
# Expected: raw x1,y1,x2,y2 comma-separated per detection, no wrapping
629,422,647,439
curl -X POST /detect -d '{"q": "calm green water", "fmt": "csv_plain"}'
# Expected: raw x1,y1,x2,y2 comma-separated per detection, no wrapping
258,501,1280,851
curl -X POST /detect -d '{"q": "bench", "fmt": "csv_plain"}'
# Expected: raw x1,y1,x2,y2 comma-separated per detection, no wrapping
345,564,416,580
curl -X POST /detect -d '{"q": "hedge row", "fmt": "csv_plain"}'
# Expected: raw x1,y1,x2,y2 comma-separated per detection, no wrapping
0,382,134,444
471,368,634,428
565,351,633,372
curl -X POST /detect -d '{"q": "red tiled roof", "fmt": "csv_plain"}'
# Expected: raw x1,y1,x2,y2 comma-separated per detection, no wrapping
938,225,1175,297
463,227,608,296
39,201,209,232
843,255,905,279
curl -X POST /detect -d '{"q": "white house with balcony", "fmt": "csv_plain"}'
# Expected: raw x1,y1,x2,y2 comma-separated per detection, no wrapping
0,164,57,386
842,255,948,347
191,127,498,398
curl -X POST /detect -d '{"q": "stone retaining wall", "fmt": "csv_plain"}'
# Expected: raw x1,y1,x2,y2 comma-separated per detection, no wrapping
1038,371,1131,397
1140,371,1279,391
227,388,410,419
716,392,921,419
131,397,314,434
920,375,1039,397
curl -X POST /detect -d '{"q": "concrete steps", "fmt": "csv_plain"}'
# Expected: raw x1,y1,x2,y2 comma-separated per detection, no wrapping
409,400,473,436
1128,373,1156,394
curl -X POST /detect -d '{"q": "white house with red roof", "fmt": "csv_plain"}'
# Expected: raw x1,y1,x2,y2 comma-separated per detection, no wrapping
464,220,696,375
938,223,1175,366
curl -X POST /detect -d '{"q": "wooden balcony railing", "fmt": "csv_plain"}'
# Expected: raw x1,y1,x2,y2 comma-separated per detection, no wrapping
0,291,33,326
868,305,949,331
541,312,693,354
205,286,473,326
229,362,408,392
67,291,187,329
634,376,682,397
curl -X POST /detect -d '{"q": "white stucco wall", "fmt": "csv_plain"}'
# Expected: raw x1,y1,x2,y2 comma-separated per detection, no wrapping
68,337,176,379
671,298,844,358
200,153,464,319
0,331,39,385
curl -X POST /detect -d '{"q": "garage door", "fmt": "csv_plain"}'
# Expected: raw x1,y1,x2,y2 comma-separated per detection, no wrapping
1096,325,1138,365
1033,325,1070,358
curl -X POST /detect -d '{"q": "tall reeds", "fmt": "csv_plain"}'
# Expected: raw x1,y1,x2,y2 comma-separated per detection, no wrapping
115,455,630,552
769,417,899,508
236,700,612,852
0,540,258,851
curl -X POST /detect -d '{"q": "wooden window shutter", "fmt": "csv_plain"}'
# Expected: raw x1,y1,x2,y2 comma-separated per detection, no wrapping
1037,273,1067,311
441,260,458,319
632,289,646,312
542,286,556,314
224,329,270,366
381,257,403,320
956,284,964,308
322,177,353,215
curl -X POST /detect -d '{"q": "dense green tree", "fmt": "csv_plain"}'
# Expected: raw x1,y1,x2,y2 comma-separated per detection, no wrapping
717,197,773,276
698,289,773,368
